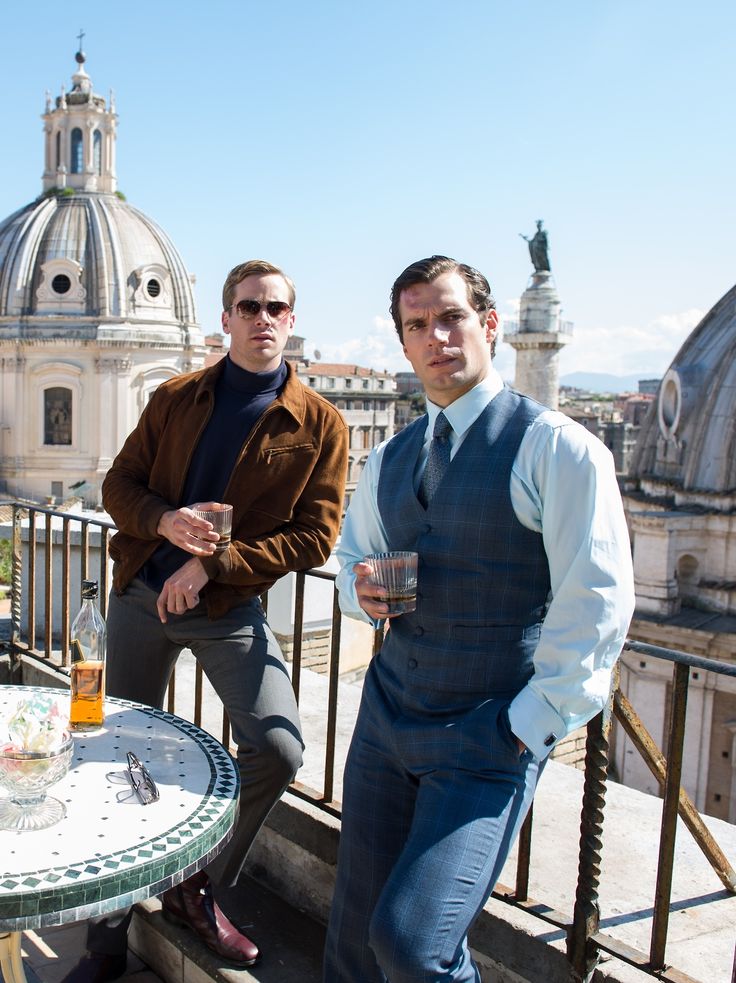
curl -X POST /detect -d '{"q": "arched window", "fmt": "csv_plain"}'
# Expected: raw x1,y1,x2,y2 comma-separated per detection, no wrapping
70,128,83,174
55,131,61,169
676,553,700,606
44,387,72,445
677,554,699,583
93,130,102,174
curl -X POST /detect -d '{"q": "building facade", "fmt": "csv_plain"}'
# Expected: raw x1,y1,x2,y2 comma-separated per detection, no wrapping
0,50,204,505
289,346,396,504
559,389,655,474
616,284,736,822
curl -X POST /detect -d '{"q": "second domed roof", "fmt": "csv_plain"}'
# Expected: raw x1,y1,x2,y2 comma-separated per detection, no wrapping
629,283,736,495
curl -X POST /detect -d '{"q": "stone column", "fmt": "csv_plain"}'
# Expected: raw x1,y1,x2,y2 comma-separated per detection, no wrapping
95,356,132,473
505,271,572,410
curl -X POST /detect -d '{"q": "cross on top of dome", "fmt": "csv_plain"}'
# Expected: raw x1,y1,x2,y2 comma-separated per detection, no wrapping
65,34,102,107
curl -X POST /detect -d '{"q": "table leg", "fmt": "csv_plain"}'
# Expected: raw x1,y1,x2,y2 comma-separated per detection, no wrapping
0,931,27,983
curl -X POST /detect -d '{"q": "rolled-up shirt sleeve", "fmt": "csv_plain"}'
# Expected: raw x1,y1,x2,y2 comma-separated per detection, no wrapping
507,416,635,760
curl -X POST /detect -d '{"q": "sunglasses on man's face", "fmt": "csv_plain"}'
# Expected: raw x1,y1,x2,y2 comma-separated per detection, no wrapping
229,299,292,320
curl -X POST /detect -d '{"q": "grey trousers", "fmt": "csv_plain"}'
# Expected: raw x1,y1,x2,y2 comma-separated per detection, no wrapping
87,578,303,954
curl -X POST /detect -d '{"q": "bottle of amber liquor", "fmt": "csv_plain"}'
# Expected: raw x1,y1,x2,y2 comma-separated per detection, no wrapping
69,580,107,731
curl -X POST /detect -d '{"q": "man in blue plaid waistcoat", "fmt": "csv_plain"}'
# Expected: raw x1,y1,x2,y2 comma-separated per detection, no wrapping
323,256,635,982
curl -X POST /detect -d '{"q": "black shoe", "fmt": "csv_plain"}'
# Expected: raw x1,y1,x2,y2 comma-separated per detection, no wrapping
60,952,127,983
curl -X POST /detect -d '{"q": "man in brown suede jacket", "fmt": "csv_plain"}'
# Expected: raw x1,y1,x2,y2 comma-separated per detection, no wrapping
64,260,348,983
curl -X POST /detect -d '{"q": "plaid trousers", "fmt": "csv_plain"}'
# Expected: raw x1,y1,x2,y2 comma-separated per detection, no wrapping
323,659,542,983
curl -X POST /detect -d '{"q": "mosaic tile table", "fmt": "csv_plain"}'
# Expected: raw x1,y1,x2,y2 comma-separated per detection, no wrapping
0,685,240,983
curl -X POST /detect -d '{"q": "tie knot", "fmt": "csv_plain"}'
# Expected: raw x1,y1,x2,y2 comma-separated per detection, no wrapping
433,412,451,442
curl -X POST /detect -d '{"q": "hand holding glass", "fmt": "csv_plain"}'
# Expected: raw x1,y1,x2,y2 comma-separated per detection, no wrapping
364,551,418,616
192,503,233,552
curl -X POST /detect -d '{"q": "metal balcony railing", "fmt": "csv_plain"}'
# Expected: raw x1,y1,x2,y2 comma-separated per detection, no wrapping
2,501,734,983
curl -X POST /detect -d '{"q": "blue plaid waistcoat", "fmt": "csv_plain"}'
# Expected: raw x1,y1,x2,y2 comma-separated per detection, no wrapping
376,387,551,712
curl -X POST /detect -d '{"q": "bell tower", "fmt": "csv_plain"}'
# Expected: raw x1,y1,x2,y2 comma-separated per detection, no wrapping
41,37,118,194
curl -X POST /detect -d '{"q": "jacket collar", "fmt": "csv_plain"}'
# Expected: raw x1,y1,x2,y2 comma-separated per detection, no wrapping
193,357,305,424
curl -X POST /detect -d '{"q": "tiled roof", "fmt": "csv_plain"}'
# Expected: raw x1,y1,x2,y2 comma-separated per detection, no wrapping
297,363,392,378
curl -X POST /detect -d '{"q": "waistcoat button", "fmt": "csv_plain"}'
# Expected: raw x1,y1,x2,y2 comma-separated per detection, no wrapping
414,626,424,637
408,658,418,669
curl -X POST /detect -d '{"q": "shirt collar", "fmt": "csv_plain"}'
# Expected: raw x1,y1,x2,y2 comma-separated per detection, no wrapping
424,366,505,439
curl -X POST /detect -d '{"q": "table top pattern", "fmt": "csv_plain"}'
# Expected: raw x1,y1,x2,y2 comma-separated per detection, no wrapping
0,686,239,931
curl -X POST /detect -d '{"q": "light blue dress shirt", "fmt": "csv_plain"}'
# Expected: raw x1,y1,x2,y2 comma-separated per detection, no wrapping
336,367,635,760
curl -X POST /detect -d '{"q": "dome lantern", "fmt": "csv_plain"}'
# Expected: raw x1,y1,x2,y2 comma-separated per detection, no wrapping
41,47,117,194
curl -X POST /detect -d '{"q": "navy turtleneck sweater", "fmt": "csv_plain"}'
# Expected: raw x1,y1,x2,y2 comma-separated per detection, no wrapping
140,356,288,592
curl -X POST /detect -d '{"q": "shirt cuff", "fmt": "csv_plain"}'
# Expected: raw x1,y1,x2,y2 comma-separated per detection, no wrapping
335,566,380,627
507,685,567,761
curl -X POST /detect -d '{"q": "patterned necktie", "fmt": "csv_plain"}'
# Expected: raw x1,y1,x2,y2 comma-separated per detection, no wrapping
418,412,452,507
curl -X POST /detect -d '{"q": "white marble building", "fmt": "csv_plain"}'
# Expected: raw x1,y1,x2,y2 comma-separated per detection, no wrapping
617,283,736,822
0,50,204,505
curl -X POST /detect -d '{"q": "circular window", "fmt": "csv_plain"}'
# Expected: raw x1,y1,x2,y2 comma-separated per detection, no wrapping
658,369,681,439
52,274,72,295
661,379,678,428
146,278,161,299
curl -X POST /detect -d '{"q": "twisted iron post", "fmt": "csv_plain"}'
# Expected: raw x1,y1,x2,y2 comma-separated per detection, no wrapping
568,691,613,982
9,505,23,682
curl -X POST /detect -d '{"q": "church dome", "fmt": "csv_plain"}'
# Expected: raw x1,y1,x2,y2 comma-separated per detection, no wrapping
0,48,204,505
0,192,199,344
0,47,202,348
628,283,736,501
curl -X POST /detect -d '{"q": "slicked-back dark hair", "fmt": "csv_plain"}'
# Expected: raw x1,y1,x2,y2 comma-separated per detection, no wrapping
390,256,497,350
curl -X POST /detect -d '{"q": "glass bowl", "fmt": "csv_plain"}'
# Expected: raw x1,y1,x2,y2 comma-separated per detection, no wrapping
0,734,74,831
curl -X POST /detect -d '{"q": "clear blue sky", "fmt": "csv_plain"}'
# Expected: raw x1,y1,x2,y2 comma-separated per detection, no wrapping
2,1,734,381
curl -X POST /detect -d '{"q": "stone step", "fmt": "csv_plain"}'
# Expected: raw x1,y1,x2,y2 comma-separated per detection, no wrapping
9,875,325,983
13,922,160,983
129,875,326,983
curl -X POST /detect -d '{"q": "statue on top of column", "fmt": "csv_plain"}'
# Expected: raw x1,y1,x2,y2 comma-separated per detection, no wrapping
520,220,551,272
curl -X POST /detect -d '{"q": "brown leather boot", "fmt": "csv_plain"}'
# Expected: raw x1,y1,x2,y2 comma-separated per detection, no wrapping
161,870,260,966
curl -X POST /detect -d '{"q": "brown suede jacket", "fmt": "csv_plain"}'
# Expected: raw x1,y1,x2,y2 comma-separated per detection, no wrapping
102,359,348,619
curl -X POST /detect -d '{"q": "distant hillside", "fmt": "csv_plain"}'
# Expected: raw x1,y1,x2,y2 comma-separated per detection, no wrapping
560,371,660,394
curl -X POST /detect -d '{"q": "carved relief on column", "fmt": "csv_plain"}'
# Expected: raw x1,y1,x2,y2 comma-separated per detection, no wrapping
0,356,26,372
95,357,132,375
